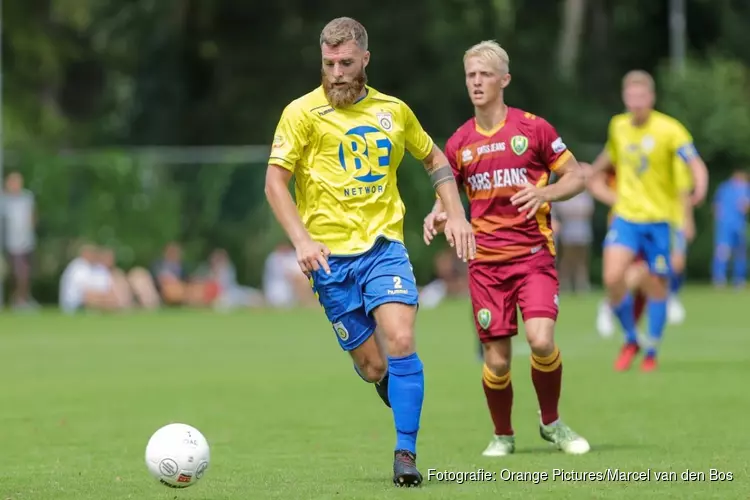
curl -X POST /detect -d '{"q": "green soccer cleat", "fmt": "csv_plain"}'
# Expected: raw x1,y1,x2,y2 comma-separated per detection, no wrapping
481,435,515,457
539,419,590,455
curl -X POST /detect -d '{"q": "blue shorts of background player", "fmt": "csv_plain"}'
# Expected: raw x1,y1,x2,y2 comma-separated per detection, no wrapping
604,216,671,357
310,237,425,463
605,216,672,276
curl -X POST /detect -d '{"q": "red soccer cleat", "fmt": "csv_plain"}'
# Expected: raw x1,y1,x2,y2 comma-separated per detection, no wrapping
614,343,640,372
641,356,657,372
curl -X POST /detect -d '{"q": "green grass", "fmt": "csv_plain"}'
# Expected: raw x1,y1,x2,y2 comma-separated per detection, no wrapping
0,287,747,499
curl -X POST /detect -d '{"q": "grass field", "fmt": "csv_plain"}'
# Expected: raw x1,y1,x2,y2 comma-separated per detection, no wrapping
0,286,747,499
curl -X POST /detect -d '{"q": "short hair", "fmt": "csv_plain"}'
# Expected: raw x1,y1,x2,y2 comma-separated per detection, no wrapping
464,40,510,73
622,70,655,91
320,17,368,50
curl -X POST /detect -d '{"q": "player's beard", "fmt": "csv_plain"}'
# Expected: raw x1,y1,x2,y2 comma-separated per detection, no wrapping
322,66,367,108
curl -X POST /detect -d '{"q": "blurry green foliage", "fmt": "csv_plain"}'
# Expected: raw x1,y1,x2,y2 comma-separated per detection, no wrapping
4,0,750,300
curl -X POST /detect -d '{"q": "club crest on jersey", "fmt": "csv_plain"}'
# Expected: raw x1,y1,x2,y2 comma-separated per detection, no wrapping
641,135,655,153
333,321,350,341
376,112,393,132
477,308,492,330
462,148,473,163
511,135,529,156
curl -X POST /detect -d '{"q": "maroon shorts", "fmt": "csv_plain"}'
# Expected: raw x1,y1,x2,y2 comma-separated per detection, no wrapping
469,250,559,341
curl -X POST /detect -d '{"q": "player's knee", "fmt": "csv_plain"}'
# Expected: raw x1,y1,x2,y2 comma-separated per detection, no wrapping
671,254,686,274
386,331,414,358
484,355,511,376
483,339,512,375
358,359,387,383
525,318,556,357
602,265,625,290
645,274,669,299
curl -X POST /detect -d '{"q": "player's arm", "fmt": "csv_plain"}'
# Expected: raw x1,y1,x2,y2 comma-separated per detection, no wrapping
264,104,330,274
532,120,587,201
673,124,709,206
427,136,463,216
674,159,696,240
422,145,464,220
539,155,586,202
586,117,618,204
264,166,309,249
687,156,709,206
512,120,585,217
587,149,617,206
681,191,696,241
403,104,474,259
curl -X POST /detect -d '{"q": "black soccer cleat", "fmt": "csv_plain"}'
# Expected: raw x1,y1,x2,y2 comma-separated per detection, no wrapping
375,373,391,408
393,450,422,487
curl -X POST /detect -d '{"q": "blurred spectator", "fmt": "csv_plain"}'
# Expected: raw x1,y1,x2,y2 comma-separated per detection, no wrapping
59,244,129,313
712,169,750,288
419,248,468,309
98,246,160,310
2,172,38,310
553,191,595,293
151,242,220,307
262,243,316,307
203,248,264,310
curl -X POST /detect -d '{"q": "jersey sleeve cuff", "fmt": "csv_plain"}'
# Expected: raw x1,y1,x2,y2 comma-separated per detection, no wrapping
549,150,573,172
413,138,435,162
268,156,295,171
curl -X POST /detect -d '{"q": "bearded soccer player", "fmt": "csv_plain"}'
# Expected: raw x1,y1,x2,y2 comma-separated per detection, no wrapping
424,40,590,456
589,70,708,372
264,17,474,486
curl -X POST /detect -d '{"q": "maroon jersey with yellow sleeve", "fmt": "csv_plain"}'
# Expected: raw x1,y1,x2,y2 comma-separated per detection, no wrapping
444,107,573,263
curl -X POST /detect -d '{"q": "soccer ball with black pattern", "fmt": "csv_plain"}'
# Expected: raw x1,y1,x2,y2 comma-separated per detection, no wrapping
145,423,210,488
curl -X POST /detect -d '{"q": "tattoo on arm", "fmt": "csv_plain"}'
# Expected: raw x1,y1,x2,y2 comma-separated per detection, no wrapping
428,165,454,189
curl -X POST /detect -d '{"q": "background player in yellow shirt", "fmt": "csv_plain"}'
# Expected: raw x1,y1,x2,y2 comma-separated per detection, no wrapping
264,17,474,487
590,70,708,373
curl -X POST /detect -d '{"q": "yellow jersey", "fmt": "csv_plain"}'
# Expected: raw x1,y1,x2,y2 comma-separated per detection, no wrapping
606,110,697,225
269,86,434,256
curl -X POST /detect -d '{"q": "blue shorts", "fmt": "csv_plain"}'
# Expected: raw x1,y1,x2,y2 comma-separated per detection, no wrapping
715,225,746,250
671,228,687,256
605,216,671,276
310,238,419,351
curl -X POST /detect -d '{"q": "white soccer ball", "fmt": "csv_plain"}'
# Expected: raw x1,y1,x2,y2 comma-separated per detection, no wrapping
145,423,210,488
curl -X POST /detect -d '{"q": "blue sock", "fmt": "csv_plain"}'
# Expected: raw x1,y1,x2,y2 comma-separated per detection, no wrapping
612,293,638,344
387,353,424,455
670,272,685,295
646,298,667,357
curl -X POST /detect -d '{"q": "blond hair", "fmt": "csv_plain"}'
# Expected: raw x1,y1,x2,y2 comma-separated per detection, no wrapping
320,17,368,50
464,40,510,73
622,70,655,91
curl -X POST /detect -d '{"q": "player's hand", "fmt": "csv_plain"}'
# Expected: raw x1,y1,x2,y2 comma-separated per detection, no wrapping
295,238,331,275
511,183,549,219
423,211,447,245
443,215,476,262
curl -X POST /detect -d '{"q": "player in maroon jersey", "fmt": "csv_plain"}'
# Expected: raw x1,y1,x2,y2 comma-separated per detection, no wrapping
424,40,590,456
